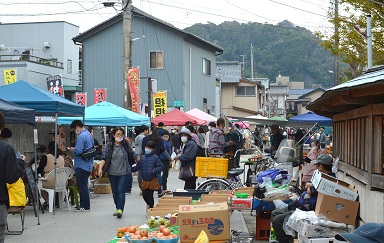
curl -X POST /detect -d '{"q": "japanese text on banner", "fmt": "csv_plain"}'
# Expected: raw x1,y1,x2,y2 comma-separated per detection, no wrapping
153,91,167,117
94,89,107,104
76,93,87,107
3,69,17,84
128,67,141,113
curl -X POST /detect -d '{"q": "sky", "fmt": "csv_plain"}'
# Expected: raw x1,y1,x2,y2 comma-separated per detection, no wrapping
0,0,335,33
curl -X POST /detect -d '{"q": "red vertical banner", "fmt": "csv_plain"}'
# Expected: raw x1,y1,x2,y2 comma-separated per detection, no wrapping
94,89,107,104
128,67,141,113
76,93,87,107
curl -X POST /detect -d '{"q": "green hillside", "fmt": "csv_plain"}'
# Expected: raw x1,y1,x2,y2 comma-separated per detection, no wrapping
185,20,336,88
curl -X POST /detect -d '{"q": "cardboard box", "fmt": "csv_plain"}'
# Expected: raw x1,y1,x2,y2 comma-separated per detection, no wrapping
209,190,233,195
147,208,179,219
154,203,181,208
233,187,254,196
311,170,358,201
94,183,112,194
200,194,232,204
296,220,351,238
159,197,192,205
177,202,230,242
231,197,253,210
315,193,359,225
298,234,336,243
96,177,110,184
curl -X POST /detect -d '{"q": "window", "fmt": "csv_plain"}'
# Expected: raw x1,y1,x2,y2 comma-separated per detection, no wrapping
236,86,256,96
67,59,72,74
202,58,211,76
150,51,163,69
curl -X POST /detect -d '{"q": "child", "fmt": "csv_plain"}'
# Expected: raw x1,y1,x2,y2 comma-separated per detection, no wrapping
131,140,163,209
159,130,172,195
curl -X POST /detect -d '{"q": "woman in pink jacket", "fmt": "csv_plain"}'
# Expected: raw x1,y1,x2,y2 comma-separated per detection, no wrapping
302,139,326,187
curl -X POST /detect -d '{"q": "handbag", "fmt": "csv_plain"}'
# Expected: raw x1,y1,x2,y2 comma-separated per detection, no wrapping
7,178,27,207
178,166,194,181
81,147,97,160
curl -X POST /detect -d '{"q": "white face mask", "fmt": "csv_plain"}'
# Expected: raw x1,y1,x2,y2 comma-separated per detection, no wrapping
171,129,175,133
115,137,123,142
181,136,188,143
208,126,211,131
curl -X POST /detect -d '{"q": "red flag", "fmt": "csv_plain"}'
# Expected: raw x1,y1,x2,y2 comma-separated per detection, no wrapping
94,89,107,104
76,93,87,107
128,67,141,113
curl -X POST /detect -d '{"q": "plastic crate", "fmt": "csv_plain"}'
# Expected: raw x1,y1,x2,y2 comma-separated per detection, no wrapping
195,157,228,178
256,210,271,240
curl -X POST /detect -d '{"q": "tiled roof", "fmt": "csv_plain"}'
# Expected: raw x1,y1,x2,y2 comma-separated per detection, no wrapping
216,62,241,83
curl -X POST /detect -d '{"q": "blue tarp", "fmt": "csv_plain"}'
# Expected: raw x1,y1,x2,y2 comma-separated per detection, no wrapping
57,101,150,127
0,80,84,116
288,111,332,126
0,98,35,124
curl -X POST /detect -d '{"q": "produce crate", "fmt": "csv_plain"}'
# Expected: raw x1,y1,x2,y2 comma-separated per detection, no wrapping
256,210,271,240
195,157,228,178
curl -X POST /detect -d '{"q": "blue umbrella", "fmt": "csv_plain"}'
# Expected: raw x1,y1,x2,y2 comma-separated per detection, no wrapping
288,111,332,126
58,101,150,126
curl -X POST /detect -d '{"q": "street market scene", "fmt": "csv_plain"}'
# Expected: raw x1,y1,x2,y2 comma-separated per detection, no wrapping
1,1,384,243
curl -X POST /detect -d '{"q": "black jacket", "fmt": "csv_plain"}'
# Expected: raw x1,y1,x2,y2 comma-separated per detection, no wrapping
0,141,20,207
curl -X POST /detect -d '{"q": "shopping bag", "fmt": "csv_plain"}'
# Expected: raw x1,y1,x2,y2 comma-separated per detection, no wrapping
7,178,27,207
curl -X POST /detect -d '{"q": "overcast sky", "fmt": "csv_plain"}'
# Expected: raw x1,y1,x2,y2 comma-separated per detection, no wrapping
0,0,335,33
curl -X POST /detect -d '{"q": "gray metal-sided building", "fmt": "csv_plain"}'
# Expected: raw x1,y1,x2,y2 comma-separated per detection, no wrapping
74,6,223,115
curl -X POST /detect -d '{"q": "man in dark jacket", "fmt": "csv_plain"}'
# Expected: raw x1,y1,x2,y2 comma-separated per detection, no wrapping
0,111,20,241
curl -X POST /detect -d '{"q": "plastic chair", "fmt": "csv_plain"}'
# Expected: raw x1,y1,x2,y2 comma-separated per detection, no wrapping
39,167,74,213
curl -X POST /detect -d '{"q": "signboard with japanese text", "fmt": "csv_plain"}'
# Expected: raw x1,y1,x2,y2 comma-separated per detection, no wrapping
128,67,141,113
153,91,167,117
46,75,64,96
76,93,87,107
3,69,17,84
94,89,107,104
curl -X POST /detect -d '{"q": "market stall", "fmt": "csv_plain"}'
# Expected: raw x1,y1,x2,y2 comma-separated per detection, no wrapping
0,98,35,124
185,108,217,125
151,109,206,126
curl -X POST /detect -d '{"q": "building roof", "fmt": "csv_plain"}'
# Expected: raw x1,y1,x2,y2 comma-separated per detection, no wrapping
216,62,241,83
307,66,384,116
72,6,223,53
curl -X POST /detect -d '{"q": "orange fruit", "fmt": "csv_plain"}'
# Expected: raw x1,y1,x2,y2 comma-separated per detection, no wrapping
117,232,124,237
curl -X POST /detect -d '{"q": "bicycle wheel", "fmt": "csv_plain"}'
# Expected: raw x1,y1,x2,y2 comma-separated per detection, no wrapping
197,178,231,192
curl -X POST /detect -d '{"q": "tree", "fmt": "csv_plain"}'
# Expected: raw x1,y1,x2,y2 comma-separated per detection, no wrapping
315,0,384,82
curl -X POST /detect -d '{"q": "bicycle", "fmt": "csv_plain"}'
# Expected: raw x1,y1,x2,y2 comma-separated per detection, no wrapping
196,150,276,192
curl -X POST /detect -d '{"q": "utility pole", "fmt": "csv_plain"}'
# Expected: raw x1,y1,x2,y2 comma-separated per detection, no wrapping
147,77,152,118
240,55,246,78
250,44,254,80
123,0,132,109
334,0,340,86
367,14,372,69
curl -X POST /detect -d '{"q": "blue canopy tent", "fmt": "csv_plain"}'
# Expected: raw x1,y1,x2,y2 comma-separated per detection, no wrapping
57,101,150,126
0,80,84,219
288,111,332,126
0,98,35,124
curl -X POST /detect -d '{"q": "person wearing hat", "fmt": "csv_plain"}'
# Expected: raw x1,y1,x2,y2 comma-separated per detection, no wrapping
173,128,198,189
318,127,327,149
271,154,335,243
170,126,180,154
335,223,384,243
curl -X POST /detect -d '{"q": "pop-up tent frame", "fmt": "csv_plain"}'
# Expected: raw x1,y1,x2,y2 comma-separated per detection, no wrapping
0,80,84,223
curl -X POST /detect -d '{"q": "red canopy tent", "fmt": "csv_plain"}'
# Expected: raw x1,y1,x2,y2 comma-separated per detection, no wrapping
151,109,206,126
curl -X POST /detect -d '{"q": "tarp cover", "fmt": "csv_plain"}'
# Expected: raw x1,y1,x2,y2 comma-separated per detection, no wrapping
0,98,35,124
151,108,206,126
0,80,84,116
186,108,217,125
288,111,332,126
57,101,150,126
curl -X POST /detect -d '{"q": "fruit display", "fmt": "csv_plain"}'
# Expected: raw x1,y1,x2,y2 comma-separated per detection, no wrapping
114,223,179,243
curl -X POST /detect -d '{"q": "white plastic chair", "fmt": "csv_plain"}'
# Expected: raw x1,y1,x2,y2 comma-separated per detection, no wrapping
39,167,74,213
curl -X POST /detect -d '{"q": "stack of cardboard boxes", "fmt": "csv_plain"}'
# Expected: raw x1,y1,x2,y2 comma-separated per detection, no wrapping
295,170,359,243
93,177,112,194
